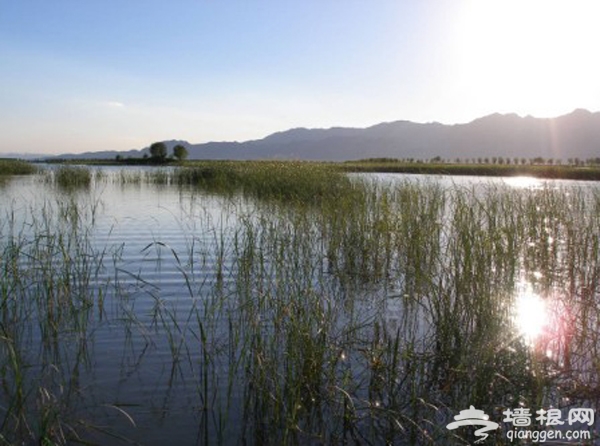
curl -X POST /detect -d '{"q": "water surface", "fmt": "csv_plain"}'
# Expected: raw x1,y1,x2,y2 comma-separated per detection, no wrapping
1,168,598,444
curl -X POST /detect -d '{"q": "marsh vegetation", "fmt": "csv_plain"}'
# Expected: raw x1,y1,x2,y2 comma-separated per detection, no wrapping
1,163,599,444
0,159,37,176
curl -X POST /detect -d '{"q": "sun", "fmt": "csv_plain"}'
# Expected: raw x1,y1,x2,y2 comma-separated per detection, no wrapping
452,0,600,117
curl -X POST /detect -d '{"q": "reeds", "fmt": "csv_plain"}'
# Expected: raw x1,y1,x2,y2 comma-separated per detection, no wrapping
172,161,355,204
53,166,92,189
0,159,37,176
0,199,114,444
1,166,600,444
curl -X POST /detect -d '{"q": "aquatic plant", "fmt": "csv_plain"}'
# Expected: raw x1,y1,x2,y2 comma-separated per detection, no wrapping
53,166,92,189
1,168,599,444
172,161,355,204
0,159,37,176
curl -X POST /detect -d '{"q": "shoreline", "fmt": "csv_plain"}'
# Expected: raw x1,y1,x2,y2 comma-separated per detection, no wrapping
34,158,600,182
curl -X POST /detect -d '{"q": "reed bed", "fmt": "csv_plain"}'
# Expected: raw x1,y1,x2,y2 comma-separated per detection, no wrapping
171,161,355,204
0,159,37,176
0,199,113,444
52,166,93,189
1,166,599,444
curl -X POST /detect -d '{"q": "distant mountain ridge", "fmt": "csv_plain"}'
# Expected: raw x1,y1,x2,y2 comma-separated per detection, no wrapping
53,109,600,161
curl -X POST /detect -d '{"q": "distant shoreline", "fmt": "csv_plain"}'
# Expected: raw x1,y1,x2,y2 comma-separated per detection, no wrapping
340,161,600,181
35,158,600,182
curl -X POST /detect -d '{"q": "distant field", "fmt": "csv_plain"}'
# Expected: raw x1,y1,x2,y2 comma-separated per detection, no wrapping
341,160,600,180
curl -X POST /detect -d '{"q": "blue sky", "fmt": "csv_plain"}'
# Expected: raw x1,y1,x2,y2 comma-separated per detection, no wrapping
2,0,599,154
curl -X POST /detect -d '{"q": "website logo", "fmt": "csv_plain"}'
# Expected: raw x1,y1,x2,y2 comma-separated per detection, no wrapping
446,406,499,443
447,405,594,443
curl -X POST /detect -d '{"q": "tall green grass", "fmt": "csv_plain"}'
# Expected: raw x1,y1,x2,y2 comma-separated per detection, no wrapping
1,167,600,444
0,198,114,444
0,159,37,175
53,166,93,189
171,161,355,204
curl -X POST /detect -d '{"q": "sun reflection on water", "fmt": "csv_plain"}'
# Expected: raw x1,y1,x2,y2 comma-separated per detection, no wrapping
514,287,548,344
512,282,574,368
504,176,543,189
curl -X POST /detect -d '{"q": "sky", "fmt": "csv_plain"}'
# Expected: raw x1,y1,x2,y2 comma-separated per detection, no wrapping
1,0,600,155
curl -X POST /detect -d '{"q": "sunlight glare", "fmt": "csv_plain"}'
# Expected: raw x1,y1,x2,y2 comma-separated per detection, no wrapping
504,176,542,189
514,289,548,343
454,0,600,116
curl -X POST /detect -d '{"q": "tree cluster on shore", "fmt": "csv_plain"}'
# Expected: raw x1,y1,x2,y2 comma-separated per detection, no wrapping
114,142,188,164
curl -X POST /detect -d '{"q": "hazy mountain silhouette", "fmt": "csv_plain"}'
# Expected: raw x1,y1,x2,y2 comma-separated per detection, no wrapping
53,109,600,161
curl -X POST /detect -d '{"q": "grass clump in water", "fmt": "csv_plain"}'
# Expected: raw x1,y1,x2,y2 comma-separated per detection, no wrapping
0,159,37,175
54,166,92,189
173,161,354,204
0,198,114,444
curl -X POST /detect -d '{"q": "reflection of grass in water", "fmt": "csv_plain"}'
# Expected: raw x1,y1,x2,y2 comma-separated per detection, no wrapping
1,170,600,444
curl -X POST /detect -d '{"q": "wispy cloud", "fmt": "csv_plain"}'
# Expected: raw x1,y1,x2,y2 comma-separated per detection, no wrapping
105,101,125,108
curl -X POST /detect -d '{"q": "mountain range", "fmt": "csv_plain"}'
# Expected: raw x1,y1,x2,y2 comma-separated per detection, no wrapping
53,109,600,162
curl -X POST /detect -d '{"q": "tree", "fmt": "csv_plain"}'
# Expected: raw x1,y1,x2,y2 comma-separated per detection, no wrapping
149,142,167,161
533,157,544,165
173,144,188,161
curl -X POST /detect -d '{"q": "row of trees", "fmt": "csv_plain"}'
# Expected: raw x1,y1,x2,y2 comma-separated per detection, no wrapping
149,142,188,162
123,144,600,167
424,156,600,166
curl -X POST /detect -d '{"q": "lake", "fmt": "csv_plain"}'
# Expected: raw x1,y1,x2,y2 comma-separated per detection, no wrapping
1,166,599,444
